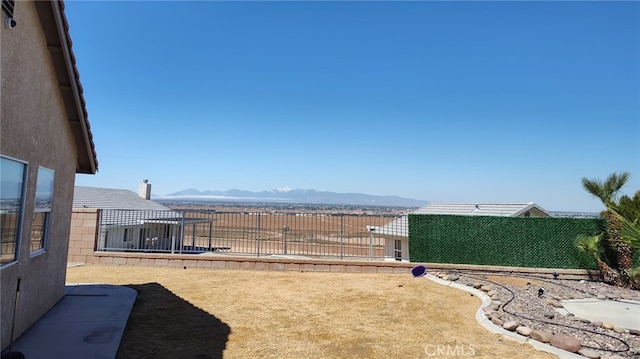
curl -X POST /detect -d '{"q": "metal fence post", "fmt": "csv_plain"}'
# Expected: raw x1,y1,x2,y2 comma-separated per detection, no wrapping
179,211,185,254
368,227,375,261
257,213,261,257
191,223,196,248
283,225,289,254
208,219,212,251
340,214,344,259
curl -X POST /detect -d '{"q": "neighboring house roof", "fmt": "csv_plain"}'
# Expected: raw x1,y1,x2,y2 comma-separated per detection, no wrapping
73,186,170,211
414,202,550,217
35,0,97,174
373,202,550,238
73,187,212,227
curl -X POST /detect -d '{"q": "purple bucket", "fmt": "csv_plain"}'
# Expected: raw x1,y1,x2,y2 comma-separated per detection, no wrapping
411,265,427,278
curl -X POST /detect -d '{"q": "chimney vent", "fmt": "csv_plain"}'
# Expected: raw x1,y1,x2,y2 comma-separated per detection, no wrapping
138,180,151,200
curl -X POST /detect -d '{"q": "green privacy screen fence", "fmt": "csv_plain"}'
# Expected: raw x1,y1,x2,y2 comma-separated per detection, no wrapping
408,214,606,269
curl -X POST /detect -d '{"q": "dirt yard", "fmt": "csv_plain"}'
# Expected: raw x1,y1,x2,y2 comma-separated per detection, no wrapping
66,265,557,359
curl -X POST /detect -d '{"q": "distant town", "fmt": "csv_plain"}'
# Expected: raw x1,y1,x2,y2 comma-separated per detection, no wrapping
156,200,417,217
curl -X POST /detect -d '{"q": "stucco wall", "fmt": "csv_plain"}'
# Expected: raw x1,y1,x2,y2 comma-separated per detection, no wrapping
1,1,79,350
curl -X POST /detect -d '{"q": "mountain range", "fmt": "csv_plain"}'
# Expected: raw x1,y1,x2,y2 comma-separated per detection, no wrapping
157,187,429,207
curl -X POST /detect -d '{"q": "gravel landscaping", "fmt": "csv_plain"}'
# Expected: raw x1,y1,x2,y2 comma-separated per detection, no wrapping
431,270,640,359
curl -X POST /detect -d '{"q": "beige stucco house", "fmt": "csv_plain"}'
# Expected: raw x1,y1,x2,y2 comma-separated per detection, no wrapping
1,0,97,350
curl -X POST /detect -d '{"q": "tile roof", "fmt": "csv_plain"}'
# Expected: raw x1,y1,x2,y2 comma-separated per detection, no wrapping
373,202,550,238
414,202,549,217
73,186,170,211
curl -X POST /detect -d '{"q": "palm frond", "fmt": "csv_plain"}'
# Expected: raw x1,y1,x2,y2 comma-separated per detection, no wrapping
611,210,640,251
575,234,603,261
581,172,631,208
581,177,609,204
613,190,640,222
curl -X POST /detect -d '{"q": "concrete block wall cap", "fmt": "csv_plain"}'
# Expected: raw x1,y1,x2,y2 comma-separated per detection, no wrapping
421,275,586,359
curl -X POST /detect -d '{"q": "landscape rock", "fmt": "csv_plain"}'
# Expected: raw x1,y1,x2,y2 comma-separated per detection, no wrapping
414,272,640,357
487,289,497,296
602,322,614,330
484,311,494,318
516,326,532,336
592,321,603,327
578,348,601,359
613,327,626,334
530,330,553,343
473,282,482,289
549,333,581,353
448,274,460,281
480,285,493,292
543,311,555,319
596,294,607,300
502,321,518,331
544,299,564,308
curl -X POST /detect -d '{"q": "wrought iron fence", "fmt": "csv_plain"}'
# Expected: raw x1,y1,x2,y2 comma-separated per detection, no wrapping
96,209,406,260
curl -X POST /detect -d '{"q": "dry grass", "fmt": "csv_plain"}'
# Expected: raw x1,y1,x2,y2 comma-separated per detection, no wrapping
66,265,556,359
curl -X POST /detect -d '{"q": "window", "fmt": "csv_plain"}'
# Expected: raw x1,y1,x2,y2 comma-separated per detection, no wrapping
1,156,27,265
30,167,54,254
394,239,402,261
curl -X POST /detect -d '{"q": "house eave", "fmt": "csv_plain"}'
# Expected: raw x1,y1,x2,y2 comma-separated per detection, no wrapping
35,0,98,174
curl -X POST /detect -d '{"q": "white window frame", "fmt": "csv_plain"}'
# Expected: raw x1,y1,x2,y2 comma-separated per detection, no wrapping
1,155,28,266
30,166,54,256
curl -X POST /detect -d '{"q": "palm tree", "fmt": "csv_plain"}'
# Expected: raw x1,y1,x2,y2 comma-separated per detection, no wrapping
575,235,620,285
612,206,640,289
581,172,631,286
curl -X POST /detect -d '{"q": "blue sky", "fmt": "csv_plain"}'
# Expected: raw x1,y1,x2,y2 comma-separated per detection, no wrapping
68,1,639,212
